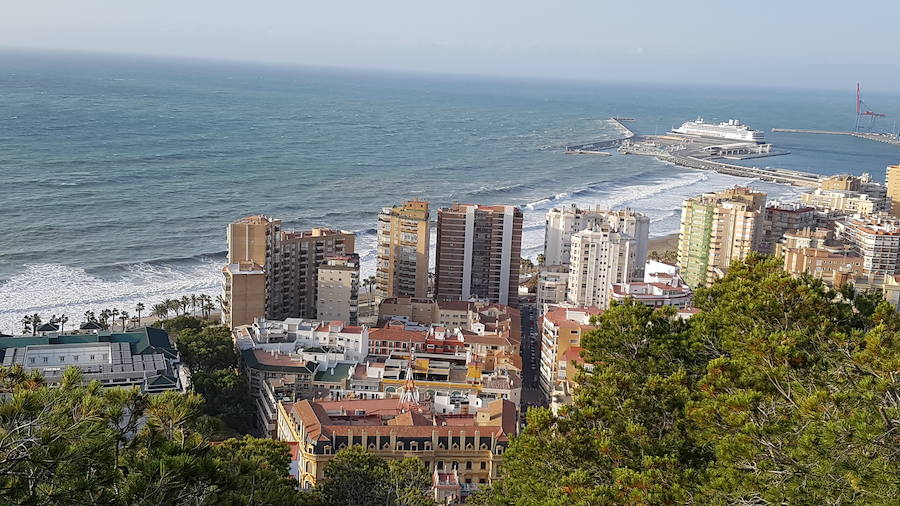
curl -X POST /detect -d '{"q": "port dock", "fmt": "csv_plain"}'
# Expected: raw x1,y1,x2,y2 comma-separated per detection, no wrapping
771,128,900,147
564,116,823,188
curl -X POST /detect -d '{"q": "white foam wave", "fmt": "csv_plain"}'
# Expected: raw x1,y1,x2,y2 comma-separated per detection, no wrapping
0,261,221,334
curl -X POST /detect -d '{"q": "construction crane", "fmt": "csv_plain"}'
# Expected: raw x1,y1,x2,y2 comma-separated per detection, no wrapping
856,82,886,132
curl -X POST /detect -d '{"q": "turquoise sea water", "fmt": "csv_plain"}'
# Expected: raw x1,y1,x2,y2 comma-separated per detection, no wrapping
1,49,899,332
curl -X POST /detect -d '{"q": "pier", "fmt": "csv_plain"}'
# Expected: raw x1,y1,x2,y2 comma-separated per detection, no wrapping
772,128,900,147
564,118,635,152
659,154,820,187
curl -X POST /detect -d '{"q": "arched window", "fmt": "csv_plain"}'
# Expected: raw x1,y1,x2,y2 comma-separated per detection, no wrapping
424,442,432,450
397,442,404,450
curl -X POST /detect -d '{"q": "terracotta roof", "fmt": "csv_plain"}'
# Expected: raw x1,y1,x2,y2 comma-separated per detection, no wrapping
544,306,602,328
369,327,428,343
562,346,585,363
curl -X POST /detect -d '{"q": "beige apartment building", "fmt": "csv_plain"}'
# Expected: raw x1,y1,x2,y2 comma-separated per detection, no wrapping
222,262,266,328
776,228,862,284
223,216,281,327
377,200,431,300
223,216,356,327
316,254,360,325
677,187,767,288
435,204,522,308
275,228,356,320
888,164,900,217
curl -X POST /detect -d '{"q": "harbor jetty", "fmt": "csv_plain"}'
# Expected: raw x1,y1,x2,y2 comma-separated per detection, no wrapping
565,116,824,188
772,128,900,147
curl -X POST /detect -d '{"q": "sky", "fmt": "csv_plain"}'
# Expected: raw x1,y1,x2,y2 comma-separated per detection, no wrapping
2,0,899,91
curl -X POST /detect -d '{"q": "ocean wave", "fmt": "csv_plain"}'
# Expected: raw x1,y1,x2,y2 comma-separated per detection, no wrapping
0,261,221,334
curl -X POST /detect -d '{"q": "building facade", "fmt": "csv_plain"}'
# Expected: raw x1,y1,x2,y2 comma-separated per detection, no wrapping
435,204,523,308
538,307,600,397
543,205,649,270
677,187,767,287
0,328,181,392
834,217,900,276
758,202,817,255
277,397,517,493
223,216,356,328
316,254,360,325
888,164,900,218
566,227,636,308
377,200,431,299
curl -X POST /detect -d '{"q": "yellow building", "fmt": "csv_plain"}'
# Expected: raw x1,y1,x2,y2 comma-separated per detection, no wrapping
377,200,430,299
887,164,900,218
277,397,516,493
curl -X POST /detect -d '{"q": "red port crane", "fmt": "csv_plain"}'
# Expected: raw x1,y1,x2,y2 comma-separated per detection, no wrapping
856,82,886,131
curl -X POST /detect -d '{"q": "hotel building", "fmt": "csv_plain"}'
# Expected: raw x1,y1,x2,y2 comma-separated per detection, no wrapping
277,397,517,493
0,328,181,393
377,200,431,299
435,204,523,308
677,187,767,287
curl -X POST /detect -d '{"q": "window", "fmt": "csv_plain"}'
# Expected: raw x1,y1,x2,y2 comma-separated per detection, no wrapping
480,462,486,470
466,461,472,470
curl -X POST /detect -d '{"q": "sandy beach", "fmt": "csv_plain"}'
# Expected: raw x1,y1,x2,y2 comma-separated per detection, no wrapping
648,233,679,255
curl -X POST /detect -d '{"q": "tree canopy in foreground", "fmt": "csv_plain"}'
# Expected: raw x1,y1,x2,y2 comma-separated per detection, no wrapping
477,255,899,505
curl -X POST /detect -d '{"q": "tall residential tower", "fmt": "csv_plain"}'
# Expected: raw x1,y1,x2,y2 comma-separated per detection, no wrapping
435,204,523,308
376,200,430,299
677,187,767,287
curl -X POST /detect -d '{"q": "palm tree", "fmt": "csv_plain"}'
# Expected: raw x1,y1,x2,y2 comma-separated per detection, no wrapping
59,314,69,335
135,303,145,325
119,311,129,331
180,296,191,315
110,308,120,331
190,294,198,315
167,299,181,316
153,303,168,319
29,314,41,336
99,309,111,329
202,302,215,319
216,294,225,311
22,315,33,335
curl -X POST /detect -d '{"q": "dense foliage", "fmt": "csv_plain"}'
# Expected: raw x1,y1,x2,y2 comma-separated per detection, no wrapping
0,368,304,505
174,324,255,435
318,446,434,506
479,255,899,505
0,371,435,505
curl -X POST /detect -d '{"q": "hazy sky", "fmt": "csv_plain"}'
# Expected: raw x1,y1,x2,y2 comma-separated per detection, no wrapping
3,0,898,91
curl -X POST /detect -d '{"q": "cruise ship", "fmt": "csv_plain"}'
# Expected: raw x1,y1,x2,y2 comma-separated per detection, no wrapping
672,118,765,143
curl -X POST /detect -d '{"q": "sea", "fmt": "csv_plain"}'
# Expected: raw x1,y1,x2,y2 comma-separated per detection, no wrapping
2,49,900,333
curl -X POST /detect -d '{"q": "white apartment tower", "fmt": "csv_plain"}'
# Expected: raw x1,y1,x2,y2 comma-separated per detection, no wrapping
544,205,649,275
566,226,637,308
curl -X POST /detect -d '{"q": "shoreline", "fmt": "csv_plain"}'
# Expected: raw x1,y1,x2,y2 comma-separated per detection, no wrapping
648,233,679,256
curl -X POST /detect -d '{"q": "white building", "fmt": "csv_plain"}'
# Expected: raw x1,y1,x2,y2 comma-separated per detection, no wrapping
566,226,637,309
543,205,649,271
240,318,370,362
834,216,900,276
